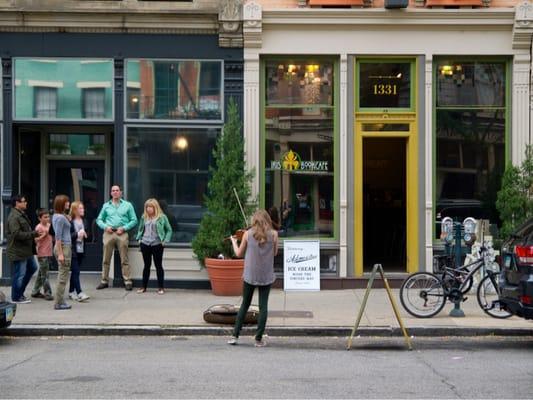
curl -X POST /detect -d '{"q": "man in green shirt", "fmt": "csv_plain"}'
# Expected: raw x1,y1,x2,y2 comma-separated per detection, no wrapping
96,185,138,290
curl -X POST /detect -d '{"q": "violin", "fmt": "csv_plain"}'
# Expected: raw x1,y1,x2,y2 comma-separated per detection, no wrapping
225,227,250,242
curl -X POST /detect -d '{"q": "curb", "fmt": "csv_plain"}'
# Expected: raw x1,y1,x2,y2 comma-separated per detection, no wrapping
1,324,533,337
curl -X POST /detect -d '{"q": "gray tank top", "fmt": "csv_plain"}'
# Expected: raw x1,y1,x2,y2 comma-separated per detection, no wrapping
243,229,276,286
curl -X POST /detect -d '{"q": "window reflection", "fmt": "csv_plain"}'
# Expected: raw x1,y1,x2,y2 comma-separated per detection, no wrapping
266,61,334,105
435,60,506,237
49,134,106,156
127,127,218,243
126,60,222,120
14,58,113,120
265,107,334,238
437,62,505,107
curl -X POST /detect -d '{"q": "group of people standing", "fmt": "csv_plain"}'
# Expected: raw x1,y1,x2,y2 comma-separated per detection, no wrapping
7,183,278,346
7,184,173,310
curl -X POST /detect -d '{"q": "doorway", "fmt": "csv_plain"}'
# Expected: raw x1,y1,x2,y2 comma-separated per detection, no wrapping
363,138,406,271
49,161,105,272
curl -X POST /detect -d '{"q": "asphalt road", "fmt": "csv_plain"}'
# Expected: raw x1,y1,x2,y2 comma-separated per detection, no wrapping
1,336,532,399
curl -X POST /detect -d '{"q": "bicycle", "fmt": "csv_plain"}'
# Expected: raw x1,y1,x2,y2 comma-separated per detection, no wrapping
399,245,512,319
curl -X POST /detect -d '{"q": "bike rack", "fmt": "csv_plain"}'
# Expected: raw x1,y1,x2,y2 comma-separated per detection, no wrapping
347,263,412,351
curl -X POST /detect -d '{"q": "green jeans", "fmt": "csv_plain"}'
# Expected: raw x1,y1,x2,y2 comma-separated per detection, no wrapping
32,257,52,296
53,245,72,306
233,281,271,341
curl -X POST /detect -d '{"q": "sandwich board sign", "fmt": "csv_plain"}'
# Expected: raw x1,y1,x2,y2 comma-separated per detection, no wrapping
283,240,320,291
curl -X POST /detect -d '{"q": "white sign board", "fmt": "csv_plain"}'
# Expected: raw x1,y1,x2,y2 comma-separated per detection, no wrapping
283,240,320,291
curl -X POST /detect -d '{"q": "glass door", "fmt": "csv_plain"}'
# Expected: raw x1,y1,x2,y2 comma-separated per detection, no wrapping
48,161,105,272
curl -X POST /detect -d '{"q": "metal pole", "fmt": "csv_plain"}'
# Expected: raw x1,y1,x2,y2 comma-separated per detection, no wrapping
449,221,465,317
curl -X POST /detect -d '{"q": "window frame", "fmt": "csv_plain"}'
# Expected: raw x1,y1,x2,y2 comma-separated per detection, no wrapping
260,56,340,243
13,57,114,122
432,57,511,240
124,58,225,124
355,58,416,113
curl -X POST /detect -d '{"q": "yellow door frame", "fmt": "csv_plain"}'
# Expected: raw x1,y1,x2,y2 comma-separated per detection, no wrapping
354,115,418,276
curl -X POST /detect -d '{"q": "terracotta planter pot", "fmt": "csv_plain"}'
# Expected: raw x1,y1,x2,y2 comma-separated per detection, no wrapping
205,258,244,296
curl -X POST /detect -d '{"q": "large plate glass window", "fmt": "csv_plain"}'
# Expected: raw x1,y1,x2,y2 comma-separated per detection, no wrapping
125,60,222,121
264,60,336,239
358,61,412,110
127,127,219,243
435,60,507,237
14,59,113,120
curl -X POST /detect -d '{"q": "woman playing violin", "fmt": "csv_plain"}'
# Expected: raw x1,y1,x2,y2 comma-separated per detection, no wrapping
227,209,278,347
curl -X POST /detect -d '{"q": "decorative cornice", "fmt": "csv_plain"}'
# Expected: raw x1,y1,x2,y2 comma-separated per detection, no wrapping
218,0,243,48
0,10,219,34
262,8,515,28
513,1,533,49
243,1,262,48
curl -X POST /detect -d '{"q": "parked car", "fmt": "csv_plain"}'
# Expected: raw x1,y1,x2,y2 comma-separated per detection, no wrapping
499,217,533,319
0,289,16,328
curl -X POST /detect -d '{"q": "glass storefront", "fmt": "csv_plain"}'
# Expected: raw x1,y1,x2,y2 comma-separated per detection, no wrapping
126,126,219,243
435,60,507,236
125,60,222,121
264,59,336,239
14,58,113,120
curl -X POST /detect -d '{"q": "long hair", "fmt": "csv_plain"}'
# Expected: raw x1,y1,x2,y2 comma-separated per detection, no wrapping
69,201,84,219
53,195,69,214
143,198,163,220
251,209,273,245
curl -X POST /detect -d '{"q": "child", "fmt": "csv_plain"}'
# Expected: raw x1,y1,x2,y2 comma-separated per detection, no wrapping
31,208,54,301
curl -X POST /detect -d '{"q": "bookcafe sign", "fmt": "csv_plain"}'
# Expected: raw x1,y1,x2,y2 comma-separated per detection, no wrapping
284,240,320,291
270,150,329,172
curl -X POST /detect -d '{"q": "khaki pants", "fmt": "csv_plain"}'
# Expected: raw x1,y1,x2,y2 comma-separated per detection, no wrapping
101,231,131,285
53,245,71,306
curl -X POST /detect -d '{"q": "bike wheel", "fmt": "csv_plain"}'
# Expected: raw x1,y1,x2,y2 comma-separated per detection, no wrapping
400,272,447,318
477,274,512,319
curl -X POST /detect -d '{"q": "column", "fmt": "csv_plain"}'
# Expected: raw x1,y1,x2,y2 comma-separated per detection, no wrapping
339,54,348,278
243,54,260,199
424,55,433,272
512,53,531,164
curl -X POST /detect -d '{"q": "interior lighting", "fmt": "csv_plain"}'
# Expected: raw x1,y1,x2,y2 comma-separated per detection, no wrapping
172,136,188,152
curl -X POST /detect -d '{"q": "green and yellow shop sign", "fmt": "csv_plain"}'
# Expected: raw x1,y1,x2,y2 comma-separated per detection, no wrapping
270,150,329,172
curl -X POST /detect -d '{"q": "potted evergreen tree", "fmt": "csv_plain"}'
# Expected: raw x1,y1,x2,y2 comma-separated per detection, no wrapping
192,97,255,296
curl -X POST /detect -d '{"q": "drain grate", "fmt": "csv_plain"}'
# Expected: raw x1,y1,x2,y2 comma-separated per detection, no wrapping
268,310,314,318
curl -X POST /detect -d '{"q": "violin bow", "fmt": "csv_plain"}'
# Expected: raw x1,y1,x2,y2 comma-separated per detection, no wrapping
233,187,249,226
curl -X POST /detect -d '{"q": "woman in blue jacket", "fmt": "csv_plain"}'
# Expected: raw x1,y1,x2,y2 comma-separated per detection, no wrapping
135,198,172,294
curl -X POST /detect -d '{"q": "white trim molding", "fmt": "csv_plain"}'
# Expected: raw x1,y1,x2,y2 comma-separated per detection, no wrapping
27,79,63,88
76,81,112,89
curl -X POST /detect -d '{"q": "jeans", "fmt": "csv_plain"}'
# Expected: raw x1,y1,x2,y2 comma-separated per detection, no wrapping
233,281,271,341
69,252,84,294
140,243,164,289
11,257,38,301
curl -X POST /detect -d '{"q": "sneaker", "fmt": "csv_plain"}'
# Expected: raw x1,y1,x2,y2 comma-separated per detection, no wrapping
227,337,239,345
31,292,45,299
13,297,31,304
54,303,72,310
77,292,90,302
69,292,79,301
254,339,267,348
96,282,109,290
125,283,133,291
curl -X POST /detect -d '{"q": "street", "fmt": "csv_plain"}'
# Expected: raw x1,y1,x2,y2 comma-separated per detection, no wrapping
1,336,532,399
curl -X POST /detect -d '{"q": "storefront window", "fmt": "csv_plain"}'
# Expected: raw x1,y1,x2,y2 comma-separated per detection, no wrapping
358,61,411,109
127,127,219,243
125,60,222,121
435,60,507,236
264,60,336,239
14,59,113,120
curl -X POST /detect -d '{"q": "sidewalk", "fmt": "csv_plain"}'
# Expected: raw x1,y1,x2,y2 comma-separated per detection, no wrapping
2,274,532,337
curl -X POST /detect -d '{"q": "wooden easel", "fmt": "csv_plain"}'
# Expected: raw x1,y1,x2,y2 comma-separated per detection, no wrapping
347,264,413,350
